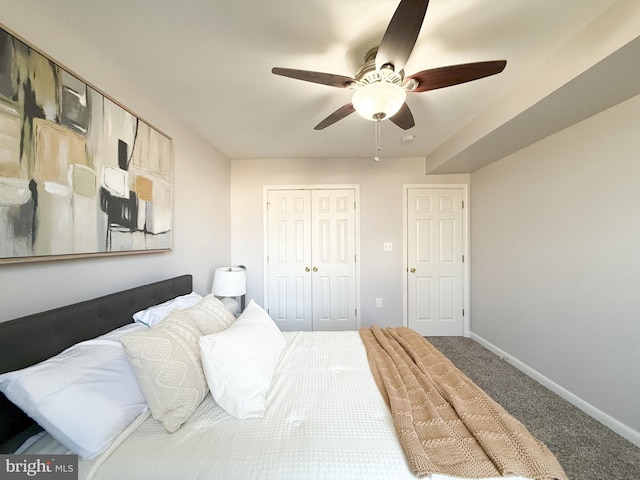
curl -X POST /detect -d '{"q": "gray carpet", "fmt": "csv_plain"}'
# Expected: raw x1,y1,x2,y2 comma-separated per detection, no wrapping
426,336,640,480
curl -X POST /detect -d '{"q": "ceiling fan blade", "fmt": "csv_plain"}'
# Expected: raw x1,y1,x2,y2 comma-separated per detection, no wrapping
272,67,355,88
390,102,415,130
376,0,430,73
314,103,356,130
407,60,507,93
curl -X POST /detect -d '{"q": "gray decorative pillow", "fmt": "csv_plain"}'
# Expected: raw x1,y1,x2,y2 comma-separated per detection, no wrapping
120,311,207,433
182,294,236,335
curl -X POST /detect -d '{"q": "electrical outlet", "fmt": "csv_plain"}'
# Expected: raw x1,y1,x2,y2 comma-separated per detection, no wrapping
376,298,383,308
383,242,393,252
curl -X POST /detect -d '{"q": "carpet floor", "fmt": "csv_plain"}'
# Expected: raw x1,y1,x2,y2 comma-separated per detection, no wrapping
426,336,640,480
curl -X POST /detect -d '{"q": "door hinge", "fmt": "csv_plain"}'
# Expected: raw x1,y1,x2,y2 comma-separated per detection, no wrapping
462,255,465,263
462,200,465,209
266,255,269,263
355,308,358,317
462,309,465,317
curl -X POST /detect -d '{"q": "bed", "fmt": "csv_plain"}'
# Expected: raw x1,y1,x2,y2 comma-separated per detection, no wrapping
0,275,567,480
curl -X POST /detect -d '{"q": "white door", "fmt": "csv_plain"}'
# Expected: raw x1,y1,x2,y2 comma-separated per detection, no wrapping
266,190,313,331
311,189,357,331
407,187,465,336
266,188,357,331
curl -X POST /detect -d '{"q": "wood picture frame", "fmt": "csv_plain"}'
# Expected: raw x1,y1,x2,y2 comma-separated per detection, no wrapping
0,24,173,264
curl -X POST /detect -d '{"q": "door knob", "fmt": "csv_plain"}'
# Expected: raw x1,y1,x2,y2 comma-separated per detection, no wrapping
305,267,310,272
313,266,318,272
410,268,416,273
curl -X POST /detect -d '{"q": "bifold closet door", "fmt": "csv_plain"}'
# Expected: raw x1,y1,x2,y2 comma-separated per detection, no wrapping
266,189,313,331
266,188,356,331
310,189,356,331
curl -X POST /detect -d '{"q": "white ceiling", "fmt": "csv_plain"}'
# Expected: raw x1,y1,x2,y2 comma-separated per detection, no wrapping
19,0,629,165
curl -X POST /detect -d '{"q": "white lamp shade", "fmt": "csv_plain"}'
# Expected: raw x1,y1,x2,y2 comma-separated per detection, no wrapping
352,81,406,121
212,267,246,296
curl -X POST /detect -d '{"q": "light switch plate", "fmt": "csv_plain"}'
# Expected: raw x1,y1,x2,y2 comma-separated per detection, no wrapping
383,242,393,252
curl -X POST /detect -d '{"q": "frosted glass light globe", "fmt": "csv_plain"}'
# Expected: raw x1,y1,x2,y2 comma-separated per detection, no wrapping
352,81,406,121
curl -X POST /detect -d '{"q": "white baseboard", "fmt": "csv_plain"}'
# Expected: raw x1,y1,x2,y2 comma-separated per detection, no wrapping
470,332,640,448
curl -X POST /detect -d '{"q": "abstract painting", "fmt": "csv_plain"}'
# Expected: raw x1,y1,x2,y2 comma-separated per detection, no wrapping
0,25,172,263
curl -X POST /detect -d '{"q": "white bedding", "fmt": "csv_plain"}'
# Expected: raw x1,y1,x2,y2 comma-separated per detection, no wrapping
21,331,531,480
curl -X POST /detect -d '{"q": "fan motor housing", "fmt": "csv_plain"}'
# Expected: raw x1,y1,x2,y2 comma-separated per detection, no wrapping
354,48,404,87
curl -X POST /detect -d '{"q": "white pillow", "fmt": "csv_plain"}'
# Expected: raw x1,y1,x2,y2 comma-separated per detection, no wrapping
133,292,203,327
182,295,236,335
0,323,148,459
199,300,285,419
120,310,208,433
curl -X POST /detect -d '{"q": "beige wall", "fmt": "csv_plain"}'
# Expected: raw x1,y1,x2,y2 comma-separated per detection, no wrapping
230,156,468,328
470,93,640,441
0,12,231,322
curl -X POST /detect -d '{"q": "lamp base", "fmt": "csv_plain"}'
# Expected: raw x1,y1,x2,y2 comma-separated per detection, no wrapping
220,296,239,316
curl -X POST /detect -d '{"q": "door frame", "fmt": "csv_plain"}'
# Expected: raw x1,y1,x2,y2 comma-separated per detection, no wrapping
262,184,361,329
403,184,470,336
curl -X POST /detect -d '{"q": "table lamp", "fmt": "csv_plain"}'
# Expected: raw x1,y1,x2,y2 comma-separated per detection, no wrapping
212,266,246,315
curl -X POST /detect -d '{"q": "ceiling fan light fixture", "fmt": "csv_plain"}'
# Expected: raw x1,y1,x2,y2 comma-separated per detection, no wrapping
352,81,406,121
271,1,507,131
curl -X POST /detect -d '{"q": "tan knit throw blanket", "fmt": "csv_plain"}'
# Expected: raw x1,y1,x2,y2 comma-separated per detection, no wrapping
359,327,568,480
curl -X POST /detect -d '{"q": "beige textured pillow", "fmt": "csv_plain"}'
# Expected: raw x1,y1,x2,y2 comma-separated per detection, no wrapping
120,311,207,433
182,294,236,335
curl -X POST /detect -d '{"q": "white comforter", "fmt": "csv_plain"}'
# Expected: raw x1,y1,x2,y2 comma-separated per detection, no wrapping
22,331,530,480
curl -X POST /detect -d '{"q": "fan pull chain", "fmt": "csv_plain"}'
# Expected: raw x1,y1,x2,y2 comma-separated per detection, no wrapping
373,119,382,162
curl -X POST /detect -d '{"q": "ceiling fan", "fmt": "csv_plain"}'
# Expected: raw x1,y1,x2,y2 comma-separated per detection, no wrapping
272,0,506,131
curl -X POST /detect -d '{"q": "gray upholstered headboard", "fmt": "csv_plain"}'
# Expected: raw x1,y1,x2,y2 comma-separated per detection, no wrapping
0,274,193,450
